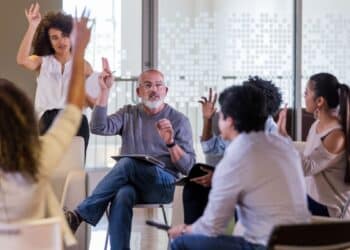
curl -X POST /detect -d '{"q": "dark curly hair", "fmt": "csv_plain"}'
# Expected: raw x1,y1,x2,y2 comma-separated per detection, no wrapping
0,79,41,182
243,76,282,116
219,85,267,133
32,11,73,56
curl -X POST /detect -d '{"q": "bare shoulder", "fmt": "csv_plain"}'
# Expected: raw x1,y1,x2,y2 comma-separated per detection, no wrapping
322,129,345,154
84,60,93,77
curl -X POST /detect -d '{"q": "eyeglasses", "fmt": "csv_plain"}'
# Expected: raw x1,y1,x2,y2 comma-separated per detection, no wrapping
140,82,165,90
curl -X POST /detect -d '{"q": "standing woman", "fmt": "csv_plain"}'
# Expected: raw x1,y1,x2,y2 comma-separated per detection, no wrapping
279,72,350,218
16,3,94,152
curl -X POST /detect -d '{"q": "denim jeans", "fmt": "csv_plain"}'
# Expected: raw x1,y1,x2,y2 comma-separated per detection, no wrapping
171,234,266,250
76,157,176,250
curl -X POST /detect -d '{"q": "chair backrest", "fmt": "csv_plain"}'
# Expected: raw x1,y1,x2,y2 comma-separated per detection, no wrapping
267,221,350,250
0,217,62,250
50,137,85,200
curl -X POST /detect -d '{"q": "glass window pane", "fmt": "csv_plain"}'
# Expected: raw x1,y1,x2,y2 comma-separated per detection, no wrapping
159,0,294,161
64,1,142,168
302,0,350,106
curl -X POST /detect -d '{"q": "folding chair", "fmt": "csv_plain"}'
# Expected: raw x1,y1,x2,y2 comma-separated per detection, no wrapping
104,202,172,250
267,221,350,250
0,217,62,250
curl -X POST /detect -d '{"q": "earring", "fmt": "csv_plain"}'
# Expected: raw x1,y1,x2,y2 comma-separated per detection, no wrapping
313,108,320,119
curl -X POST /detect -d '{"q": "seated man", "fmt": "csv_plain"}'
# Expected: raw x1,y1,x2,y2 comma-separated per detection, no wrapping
183,77,283,224
66,64,196,250
169,84,310,250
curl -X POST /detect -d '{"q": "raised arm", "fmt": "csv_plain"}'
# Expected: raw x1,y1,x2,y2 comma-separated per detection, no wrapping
40,11,92,174
199,88,217,141
16,3,42,71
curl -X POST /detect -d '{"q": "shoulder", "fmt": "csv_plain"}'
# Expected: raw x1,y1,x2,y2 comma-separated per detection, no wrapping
322,128,345,154
84,60,93,77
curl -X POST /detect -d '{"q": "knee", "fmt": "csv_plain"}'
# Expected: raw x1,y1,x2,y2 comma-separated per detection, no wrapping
171,236,186,250
114,186,137,206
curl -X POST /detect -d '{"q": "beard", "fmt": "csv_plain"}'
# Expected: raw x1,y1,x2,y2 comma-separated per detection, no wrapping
141,98,164,110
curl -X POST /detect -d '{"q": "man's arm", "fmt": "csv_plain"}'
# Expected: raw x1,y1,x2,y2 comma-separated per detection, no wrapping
156,117,196,174
90,57,124,135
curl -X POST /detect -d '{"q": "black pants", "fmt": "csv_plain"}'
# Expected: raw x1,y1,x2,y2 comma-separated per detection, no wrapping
307,195,330,217
183,181,211,224
39,109,89,156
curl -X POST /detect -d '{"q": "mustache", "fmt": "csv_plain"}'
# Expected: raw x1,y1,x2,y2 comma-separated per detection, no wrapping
148,92,160,99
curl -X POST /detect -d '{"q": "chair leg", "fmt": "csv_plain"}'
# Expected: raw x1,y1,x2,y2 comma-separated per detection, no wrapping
104,210,110,250
161,205,168,225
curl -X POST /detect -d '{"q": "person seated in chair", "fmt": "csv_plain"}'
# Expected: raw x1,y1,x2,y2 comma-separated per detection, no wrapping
278,73,350,218
169,84,310,250
183,76,283,224
0,12,91,247
65,66,196,250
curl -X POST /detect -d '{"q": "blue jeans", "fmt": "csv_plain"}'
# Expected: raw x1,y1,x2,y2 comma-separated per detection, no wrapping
76,158,176,250
171,234,266,250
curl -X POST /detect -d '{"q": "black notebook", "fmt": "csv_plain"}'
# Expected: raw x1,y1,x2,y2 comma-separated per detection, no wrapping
176,163,215,185
111,154,177,177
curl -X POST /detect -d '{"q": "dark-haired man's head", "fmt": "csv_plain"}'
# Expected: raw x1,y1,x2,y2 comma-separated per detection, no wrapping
218,85,268,140
243,76,282,116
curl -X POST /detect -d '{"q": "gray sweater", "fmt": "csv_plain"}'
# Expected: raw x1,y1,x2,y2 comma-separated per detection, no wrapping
90,103,196,175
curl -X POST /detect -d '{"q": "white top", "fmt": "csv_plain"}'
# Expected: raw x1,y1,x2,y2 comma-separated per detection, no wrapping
35,55,73,118
192,132,310,246
35,55,99,118
303,120,350,217
0,104,82,246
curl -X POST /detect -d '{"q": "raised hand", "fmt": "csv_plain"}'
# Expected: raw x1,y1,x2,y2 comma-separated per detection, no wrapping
198,88,217,120
70,7,92,51
156,119,174,145
98,57,114,91
25,3,41,28
277,104,288,137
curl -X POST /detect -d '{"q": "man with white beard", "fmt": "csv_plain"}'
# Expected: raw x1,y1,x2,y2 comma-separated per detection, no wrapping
65,58,196,250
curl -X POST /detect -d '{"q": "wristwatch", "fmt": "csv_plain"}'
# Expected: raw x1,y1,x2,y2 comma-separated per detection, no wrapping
166,141,176,148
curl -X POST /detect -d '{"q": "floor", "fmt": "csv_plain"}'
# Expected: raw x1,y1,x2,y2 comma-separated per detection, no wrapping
89,207,171,250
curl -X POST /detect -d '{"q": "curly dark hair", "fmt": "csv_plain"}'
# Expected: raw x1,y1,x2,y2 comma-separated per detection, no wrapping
243,76,282,116
0,79,41,182
32,11,73,56
219,85,268,133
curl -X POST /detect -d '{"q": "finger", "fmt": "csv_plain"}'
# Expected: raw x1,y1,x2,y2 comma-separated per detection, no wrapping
208,88,212,102
75,6,78,19
201,96,208,102
200,167,212,173
81,6,87,18
212,92,217,105
29,3,34,13
198,100,204,105
34,2,39,14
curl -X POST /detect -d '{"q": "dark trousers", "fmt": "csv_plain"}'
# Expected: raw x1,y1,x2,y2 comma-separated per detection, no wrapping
182,181,211,224
39,109,89,155
307,195,330,217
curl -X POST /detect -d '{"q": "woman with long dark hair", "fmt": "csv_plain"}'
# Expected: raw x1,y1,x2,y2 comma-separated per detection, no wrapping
279,72,350,217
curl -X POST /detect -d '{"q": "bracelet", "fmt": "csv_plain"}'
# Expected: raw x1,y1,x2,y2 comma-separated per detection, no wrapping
166,141,176,148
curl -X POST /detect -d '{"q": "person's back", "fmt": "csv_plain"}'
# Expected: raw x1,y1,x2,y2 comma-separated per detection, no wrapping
226,132,309,244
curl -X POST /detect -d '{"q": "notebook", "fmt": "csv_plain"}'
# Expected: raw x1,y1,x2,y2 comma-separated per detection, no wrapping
111,154,177,177
176,163,215,185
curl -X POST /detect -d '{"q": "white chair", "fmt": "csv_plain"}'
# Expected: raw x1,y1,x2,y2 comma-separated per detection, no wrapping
50,137,88,250
0,217,62,250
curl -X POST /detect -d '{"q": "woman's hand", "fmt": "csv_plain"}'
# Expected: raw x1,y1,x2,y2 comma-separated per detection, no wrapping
199,88,217,120
277,105,289,137
25,3,41,28
190,167,213,187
